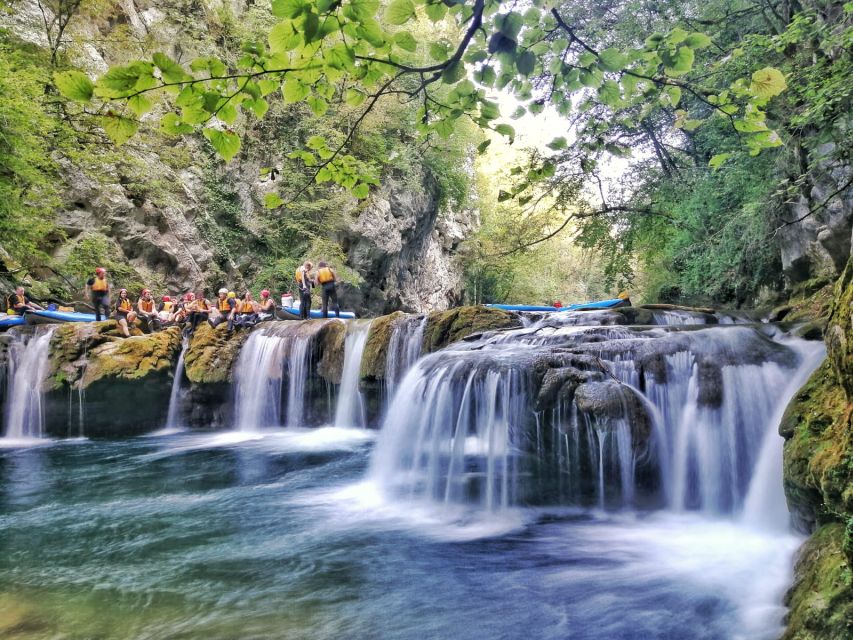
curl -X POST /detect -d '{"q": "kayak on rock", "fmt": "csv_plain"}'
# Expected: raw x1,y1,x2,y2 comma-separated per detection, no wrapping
486,297,631,313
276,307,357,320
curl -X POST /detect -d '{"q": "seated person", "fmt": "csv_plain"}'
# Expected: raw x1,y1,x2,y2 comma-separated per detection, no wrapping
257,289,275,322
114,288,137,338
209,288,236,329
233,291,258,329
136,288,161,332
186,292,211,335
7,286,44,314
157,295,175,324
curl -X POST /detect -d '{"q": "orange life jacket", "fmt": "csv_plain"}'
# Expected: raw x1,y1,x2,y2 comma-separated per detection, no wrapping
118,298,132,312
218,298,232,312
317,267,335,284
139,298,154,313
195,299,210,312
91,277,108,292
239,300,255,313
161,301,174,313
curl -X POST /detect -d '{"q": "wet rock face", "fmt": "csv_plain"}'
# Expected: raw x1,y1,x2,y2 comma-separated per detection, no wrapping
422,306,521,353
43,323,182,437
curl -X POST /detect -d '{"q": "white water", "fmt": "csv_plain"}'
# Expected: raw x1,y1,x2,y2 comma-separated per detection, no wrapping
334,320,371,428
384,315,427,394
233,323,316,431
2,326,57,441
164,337,189,430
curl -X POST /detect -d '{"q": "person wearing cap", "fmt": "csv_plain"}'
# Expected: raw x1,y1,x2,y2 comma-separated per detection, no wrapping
209,288,236,329
114,288,137,337
257,289,275,322
86,267,111,321
157,295,175,324
136,288,161,332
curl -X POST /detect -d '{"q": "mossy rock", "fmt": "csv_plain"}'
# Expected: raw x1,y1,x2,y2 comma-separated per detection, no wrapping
48,323,180,391
781,522,853,640
360,311,405,382
316,320,347,385
783,277,838,323
781,361,852,530
826,256,852,398
184,323,250,385
422,306,521,353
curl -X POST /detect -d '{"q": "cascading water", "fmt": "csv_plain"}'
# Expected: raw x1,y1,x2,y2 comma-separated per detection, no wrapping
334,320,372,428
2,326,57,440
384,315,426,394
233,323,316,431
164,337,189,430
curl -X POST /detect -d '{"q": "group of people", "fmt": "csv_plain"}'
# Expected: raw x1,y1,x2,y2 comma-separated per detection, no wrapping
5,262,343,339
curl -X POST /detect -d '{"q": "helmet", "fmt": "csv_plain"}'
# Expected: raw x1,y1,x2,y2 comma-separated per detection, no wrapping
218,288,228,295
162,295,171,302
142,288,151,295
260,289,270,298
119,288,127,295
95,267,106,275
227,291,236,298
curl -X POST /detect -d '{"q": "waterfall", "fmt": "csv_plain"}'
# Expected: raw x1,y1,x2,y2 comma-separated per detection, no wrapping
334,320,372,428
2,326,57,440
384,315,426,394
369,323,825,518
164,337,189,430
233,323,315,431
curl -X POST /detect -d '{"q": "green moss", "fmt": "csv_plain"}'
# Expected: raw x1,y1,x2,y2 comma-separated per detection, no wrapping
316,320,346,385
782,523,853,640
422,306,520,353
826,257,853,398
360,311,405,382
183,323,250,385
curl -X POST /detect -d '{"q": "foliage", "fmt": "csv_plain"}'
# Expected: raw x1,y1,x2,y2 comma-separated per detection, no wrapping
63,233,149,295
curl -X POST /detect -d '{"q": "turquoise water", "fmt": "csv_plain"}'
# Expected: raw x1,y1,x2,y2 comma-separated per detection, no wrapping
0,429,800,640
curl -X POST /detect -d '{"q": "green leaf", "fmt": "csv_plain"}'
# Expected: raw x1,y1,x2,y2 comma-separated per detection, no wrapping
160,113,194,136
269,21,298,53
351,183,370,199
429,41,451,61
494,123,515,141
515,51,536,76
264,192,285,209
749,67,787,100
579,68,602,88
477,139,491,154
547,137,567,151
666,27,689,45
598,80,621,106
598,48,628,72
152,52,191,83
306,135,326,150
217,102,238,124
394,31,417,52
476,65,496,87
425,2,447,22
709,153,731,170
442,61,465,84
303,11,320,43
244,97,269,118
345,88,366,107
307,95,329,116
127,93,153,116
683,32,712,49
357,18,386,47
660,85,681,107
258,79,279,97
498,12,523,41
347,0,379,21
54,70,94,102
271,0,304,19
385,0,415,25
100,114,138,145
203,128,241,162
661,46,694,76
282,78,309,103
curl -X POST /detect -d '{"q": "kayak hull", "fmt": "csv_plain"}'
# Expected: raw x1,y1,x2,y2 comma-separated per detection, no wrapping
276,307,356,320
486,298,631,313
485,304,559,312
25,310,99,325
0,315,26,330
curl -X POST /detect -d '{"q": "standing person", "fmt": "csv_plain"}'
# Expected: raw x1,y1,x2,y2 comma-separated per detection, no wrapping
316,261,340,319
114,288,137,338
295,261,314,320
209,288,235,329
257,289,275,322
86,267,111,321
136,288,161,332
234,291,258,328
7,286,43,314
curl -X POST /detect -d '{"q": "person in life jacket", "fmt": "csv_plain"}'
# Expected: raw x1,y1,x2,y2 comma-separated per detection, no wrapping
114,288,137,337
86,267,111,321
316,261,340,319
186,291,211,336
257,289,275,322
7,286,43,315
136,288,161,333
157,295,175,324
295,261,314,320
233,291,258,329
209,288,236,330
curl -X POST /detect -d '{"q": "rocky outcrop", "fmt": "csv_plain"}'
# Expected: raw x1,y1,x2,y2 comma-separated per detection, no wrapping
422,306,521,353
781,256,853,639
44,322,182,437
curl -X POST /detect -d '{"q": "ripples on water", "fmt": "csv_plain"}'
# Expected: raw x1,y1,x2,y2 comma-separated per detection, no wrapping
0,429,800,640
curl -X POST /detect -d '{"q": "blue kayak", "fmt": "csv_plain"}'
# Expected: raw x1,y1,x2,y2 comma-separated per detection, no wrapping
25,309,99,325
486,304,559,312
277,307,356,320
0,314,26,330
562,298,630,311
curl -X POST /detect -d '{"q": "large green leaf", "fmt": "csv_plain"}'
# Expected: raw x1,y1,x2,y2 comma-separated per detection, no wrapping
385,0,415,25
424,2,447,22
661,46,694,76
598,48,628,72
749,67,787,100
101,114,138,145
264,192,285,209
442,61,465,84
160,113,194,136
271,0,305,19
152,52,191,84
516,51,536,76
127,94,153,117
394,32,417,52
282,78,309,103
54,71,94,103
684,32,712,49
203,128,241,162
499,12,523,41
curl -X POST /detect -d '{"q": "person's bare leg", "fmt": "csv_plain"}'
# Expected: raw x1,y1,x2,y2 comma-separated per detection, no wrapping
118,318,129,337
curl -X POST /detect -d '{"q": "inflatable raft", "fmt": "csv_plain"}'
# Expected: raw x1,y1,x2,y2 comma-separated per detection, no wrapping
276,307,356,320
25,309,99,325
0,313,26,330
486,297,631,313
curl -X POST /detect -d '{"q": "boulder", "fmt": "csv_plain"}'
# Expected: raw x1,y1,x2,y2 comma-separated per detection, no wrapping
422,306,521,353
360,311,406,383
